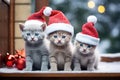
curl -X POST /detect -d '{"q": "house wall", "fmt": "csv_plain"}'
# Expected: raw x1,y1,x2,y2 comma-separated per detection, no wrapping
14,0,32,50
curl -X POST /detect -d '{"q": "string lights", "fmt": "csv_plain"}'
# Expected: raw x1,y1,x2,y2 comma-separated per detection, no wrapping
87,0,105,14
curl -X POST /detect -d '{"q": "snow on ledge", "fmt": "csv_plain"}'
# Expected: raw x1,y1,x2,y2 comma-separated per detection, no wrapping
100,53,120,58
0,61,120,73
0,53,120,73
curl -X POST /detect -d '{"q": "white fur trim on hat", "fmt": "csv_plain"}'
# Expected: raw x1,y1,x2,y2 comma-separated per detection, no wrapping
87,15,97,24
75,33,100,45
45,23,74,36
24,20,43,30
43,7,52,16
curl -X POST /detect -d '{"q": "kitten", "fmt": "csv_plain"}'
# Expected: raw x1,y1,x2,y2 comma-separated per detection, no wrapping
47,31,73,71
73,40,99,71
19,23,49,71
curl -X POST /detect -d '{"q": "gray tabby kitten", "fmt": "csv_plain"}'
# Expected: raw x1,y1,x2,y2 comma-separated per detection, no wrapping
73,40,99,71
47,31,73,71
19,23,49,71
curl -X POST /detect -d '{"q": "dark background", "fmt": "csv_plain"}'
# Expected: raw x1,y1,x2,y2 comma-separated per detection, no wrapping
49,0,120,53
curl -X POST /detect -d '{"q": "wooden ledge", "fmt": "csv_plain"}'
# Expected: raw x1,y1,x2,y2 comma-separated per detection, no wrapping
0,53,120,78
0,72,120,77
101,57,120,62
100,53,120,62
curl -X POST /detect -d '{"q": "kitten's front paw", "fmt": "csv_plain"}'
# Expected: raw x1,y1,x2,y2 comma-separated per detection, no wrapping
41,62,49,71
23,67,32,71
73,67,81,71
41,66,48,71
49,68,57,71
87,68,95,71
64,68,72,71
49,63,57,71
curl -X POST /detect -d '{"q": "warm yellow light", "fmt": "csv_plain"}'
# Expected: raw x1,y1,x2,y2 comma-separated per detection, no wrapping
88,1,95,8
98,5,105,13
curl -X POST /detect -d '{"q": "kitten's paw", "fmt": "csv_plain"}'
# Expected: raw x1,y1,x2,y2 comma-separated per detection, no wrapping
73,68,81,71
64,68,72,71
41,66,48,71
49,63,57,71
49,68,57,71
23,67,32,71
87,68,95,71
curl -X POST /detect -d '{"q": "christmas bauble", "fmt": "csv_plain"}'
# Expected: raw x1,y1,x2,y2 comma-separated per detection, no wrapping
6,53,15,67
6,61,14,67
16,58,25,70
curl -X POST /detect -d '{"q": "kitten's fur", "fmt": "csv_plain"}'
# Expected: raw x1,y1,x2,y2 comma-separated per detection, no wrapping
47,31,73,71
73,40,99,71
19,23,49,71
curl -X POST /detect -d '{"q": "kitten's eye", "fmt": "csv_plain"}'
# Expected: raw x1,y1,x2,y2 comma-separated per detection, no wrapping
27,33,30,36
62,35,66,38
88,45,92,48
35,33,39,36
54,35,57,38
80,43,83,46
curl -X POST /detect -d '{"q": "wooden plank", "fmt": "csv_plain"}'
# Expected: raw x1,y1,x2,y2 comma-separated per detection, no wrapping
101,57,120,62
35,0,49,24
100,53,120,62
0,73,120,77
0,54,120,77
15,0,31,4
15,5,31,21
35,0,48,12
9,0,15,54
0,0,8,54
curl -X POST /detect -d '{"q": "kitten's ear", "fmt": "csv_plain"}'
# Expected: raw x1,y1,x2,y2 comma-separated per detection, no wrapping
19,23,25,31
41,23,47,31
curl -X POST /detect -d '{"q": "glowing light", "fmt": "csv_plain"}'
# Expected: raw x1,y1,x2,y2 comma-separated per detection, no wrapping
88,1,95,9
98,5,105,13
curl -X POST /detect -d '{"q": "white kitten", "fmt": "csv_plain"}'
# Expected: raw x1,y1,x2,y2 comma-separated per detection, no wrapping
19,23,49,71
73,40,100,71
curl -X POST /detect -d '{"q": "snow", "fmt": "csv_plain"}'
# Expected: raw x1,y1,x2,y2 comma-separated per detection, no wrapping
0,61,120,73
100,53,120,58
0,53,120,73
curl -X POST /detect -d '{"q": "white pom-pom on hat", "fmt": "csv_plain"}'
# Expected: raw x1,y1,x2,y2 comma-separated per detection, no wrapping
87,15,97,24
43,7,52,16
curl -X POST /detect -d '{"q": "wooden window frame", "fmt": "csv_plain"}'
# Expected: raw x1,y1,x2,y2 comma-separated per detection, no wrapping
0,0,14,54
35,0,48,12
35,0,49,23
9,0,15,54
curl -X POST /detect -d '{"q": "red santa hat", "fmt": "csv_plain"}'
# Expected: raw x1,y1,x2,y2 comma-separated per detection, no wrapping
75,15,100,45
43,7,74,36
24,6,52,30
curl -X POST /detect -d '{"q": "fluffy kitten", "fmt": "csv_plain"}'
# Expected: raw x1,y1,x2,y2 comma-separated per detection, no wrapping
47,31,73,71
73,40,99,71
19,23,49,71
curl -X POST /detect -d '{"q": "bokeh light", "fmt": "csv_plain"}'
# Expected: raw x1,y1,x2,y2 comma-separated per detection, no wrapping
98,5,105,13
87,1,95,8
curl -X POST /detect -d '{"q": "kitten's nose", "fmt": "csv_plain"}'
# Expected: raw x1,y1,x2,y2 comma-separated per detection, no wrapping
83,49,86,52
58,40,61,43
31,38,34,40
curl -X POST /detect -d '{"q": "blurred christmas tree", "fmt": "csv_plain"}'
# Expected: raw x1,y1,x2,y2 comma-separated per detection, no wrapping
49,0,120,53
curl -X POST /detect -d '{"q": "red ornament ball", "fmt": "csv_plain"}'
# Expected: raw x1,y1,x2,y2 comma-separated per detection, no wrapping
6,53,15,68
16,58,26,70
6,61,14,67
